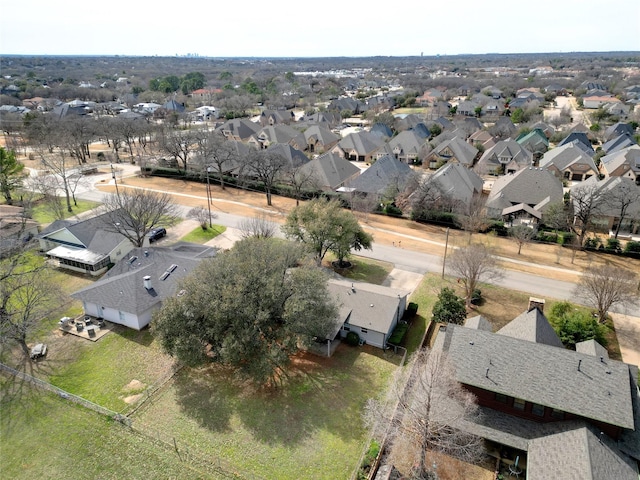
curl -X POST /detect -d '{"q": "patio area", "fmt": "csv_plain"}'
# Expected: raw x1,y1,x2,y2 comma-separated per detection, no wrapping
58,315,113,342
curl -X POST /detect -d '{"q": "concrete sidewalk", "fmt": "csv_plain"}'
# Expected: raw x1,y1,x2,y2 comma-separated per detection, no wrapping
610,313,640,368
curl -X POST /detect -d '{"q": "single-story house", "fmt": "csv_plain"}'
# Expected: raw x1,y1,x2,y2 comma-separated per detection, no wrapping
71,244,217,330
326,279,408,351
38,211,134,276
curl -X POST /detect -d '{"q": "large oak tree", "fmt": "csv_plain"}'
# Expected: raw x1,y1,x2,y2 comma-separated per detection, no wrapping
152,238,338,385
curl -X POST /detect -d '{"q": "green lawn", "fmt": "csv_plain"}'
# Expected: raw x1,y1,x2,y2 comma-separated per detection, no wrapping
0,377,213,480
133,346,401,480
325,253,394,285
30,198,101,224
47,328,177,412
403,274,441,354
180,224,226,244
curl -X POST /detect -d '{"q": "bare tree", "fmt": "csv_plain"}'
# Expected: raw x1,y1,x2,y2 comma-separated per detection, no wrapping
238,212,277,239
509,224,538,255
569,182,606,248
448,243,504,307
284,165,320,206
25,174,66,221
456,194,489,244
348,192,380,223
100,189,180,247
193,131,239,190
364,349,484,479
241,149,287,206
603,178,640,239
187,206,216,230
157,126,198,172
0,234,61,357
574,264,637,323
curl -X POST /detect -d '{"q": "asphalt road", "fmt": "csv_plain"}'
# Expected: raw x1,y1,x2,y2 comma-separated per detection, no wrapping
75,184,640,316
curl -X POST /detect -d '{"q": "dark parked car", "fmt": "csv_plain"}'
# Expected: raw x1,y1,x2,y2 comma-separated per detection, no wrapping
148,227,167,243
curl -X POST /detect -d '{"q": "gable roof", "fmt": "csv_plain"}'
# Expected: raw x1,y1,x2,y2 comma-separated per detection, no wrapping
303,125,340,146
539,142,598,174
429,162,484,204
475,139,533,173
602,133,637,155
438,323,635,429
264,143,310,169
558,131,595,155
298,153,360,190
327,278,408,334
430,136,479,166
255,124,305,148
387,130,426,156
337,131,385,156
486,167,563,212
496,308,564,347
348,154,414,195
38,211,129,255
600,144,640,177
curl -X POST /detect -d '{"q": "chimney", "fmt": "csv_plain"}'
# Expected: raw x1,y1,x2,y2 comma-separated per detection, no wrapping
528,297,545,313
143,276,152,290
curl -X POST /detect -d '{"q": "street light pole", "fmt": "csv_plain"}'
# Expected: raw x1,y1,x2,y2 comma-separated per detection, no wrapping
441,227,450,278
110,164,120,197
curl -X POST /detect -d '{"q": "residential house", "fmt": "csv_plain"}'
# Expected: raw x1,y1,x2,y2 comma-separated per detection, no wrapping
475,139,534,175
583,94,620,109
557,131,595,156
38,211,135,276
383,130,427,165
249,125,306,151
347,154,414,197
190,88,221,104
540,142,598,182
259,109,295,127
71,244,217,330
573,176,640,237
599,145,640,183
423,162,484,207
432,307,640,480
516,129,549,158
468,130,496,151
490,117,518,139
481,99,505,117
485,167,563,223
215,118,261,141
424,136,478,169
416,88,444,107
303,125,340,154
133,102,162,116
328,97,367,115
297,152,360,191
605,122,635,142
326,279,408,351
602,133,637,155
530,122,555,139
456,100,480,117
369,123,394,140
161,99,185,114
262,143,309,170
332,131,385,163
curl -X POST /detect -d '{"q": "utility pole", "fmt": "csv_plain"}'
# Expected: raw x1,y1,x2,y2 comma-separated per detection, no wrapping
110,164,120,197
206,166,212,228
441,227,450,278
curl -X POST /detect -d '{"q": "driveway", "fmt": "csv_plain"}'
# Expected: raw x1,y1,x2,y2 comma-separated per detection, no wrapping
610,313,640,368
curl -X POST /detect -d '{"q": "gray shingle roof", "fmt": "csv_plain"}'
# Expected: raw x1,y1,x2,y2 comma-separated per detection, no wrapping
338,131,385,156
496,308,564,347
71,245,216,316
440,323,635,429
540,142,598,174
327,279,407,334
298,153,360,190
429,162,484,204
486,167,563,214
600,144,640,177
348,154,414,195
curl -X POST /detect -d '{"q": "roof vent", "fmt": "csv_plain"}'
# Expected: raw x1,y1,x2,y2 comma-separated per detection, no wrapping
128,256,138,265
144,250,149,257
351,283,356,293
160,272,170,281
143,276,152,290
167,264,178,273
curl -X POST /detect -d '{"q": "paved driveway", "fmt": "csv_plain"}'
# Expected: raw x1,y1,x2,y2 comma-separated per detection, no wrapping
610,313,640,368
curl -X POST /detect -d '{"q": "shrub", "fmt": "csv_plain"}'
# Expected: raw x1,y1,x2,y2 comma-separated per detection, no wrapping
548,301,608,349
606,238,621,252
560,232,575,245
388,323,409,345
406,302,419,317
625,241,640,253
432,287,467,325
584,237,600,249
345,331,361,346
470,288,483,306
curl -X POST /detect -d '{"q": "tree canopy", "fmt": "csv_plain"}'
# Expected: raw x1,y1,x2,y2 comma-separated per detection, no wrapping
152,238,338,385
282,198,373,267
431,287,467,325
0,147,25,205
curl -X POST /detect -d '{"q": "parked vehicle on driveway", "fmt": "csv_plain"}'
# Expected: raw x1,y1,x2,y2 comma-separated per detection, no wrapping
148,227,167,243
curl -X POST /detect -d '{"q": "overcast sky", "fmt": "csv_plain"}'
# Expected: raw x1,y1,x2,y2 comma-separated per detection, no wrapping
1,0,639,57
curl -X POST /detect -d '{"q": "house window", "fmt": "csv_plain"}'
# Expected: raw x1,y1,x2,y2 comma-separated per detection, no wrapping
360,328,368,334
494,393,508,404
531,403,545,416
343,326,350,332
513,398,525,411
551,409,565,420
